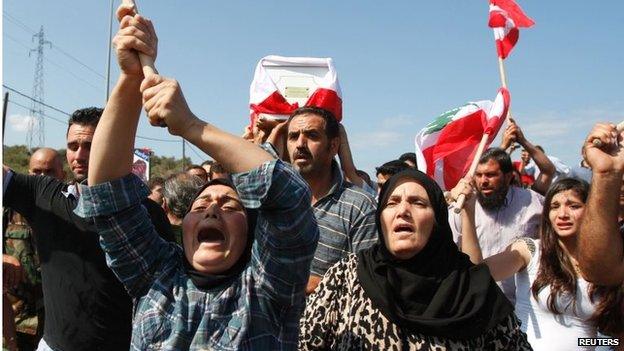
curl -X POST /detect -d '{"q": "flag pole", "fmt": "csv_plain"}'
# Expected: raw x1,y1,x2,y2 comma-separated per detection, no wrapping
454,46,508,212
105,0,114,102
120,0,165,127
454,133,490,213
497,57,513,124
497,57,508,88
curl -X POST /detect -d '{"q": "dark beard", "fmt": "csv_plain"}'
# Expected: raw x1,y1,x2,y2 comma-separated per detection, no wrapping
477,185,509,210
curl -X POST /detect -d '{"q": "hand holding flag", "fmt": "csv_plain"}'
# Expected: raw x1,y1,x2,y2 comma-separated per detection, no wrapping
119,0,158,77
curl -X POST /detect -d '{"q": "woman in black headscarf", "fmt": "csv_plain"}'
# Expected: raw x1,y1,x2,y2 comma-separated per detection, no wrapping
299,169,532,350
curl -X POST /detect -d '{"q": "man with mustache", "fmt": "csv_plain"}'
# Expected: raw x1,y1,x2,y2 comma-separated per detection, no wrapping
286,107,377,294
448,147,544,303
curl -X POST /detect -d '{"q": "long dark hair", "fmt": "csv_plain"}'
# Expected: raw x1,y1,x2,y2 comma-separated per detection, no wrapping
531,178,623,335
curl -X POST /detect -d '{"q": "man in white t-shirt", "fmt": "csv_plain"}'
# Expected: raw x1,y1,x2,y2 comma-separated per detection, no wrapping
450,148,543,303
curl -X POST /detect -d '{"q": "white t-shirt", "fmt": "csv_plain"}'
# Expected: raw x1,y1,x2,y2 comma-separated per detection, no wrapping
450,186,544,303
515,239,598,350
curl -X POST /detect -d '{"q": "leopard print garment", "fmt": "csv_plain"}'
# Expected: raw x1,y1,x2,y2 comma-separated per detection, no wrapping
299,254,533,350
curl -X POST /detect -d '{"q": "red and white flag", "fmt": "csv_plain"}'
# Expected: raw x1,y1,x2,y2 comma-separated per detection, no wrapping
414,88,510,190
249,55,342,126
488,0,535,59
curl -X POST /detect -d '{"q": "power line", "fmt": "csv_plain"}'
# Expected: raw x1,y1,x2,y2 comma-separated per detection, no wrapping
4,10,105,81
7,100,67,125
3,84,71,115
186,142,206,160
44,56,103,92
3,84,179,143
4,33,30,50
136,135,180,143
3,12,36,34
52,45,106,79
5,31,104,92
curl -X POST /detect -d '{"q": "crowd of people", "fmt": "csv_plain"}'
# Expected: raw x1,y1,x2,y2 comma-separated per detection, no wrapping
2,5,623,351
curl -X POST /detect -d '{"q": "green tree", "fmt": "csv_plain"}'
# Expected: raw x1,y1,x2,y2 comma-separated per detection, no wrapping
3,145,30,174
149,154,191,179
3,144,191,180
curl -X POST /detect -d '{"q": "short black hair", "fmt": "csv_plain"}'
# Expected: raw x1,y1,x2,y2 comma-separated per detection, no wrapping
376,159,410,177
201,160,214,167
67,107,102,134
289,106,340,140
398,152,417,167
478,148,513,174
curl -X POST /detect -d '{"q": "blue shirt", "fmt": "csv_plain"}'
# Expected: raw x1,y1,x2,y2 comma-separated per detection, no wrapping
75,160,318,350
311,161,377,276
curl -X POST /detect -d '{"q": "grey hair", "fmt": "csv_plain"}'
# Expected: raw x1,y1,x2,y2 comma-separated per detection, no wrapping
163,172,204,219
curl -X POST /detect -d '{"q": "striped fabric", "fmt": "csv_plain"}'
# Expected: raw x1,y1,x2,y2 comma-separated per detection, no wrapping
311,161,378,276
74,160,318,351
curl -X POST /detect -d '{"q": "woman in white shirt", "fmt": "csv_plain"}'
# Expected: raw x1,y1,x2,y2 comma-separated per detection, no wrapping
469,178,623,350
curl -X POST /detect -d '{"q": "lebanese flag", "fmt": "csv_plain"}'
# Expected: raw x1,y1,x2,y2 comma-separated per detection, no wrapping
488,0,535,59
249,55,342,126
414,88,510,190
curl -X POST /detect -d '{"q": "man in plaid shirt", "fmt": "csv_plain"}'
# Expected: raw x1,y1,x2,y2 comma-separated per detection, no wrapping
74,7,318,350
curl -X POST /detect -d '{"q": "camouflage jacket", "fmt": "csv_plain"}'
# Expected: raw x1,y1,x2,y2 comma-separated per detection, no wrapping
4,218,44,336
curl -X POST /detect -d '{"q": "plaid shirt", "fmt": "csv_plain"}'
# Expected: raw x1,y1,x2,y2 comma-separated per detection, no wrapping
311,161,377,276
75,160,318,351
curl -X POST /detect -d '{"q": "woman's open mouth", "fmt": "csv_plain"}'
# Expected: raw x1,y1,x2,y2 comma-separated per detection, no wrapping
198,227,225,244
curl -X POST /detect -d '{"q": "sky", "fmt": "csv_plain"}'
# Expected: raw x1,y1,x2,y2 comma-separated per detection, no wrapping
2,1,623,177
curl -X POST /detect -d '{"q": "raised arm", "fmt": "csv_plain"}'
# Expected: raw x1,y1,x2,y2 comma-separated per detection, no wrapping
75,8,174,298
448,178,482,264
88,6,156,185
336,124,366,187
578,123,624,285
140,76,273,173
508,119,555,194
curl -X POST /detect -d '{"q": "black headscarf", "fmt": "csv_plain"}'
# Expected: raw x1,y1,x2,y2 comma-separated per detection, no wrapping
357,169,513,339
183,178,257,290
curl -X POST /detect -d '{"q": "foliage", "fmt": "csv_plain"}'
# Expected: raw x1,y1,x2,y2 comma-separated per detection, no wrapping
3,145,31,174
2,144,190,180
149,154,192,178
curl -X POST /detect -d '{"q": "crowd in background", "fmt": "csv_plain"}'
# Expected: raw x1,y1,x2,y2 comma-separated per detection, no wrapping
2,5,623,351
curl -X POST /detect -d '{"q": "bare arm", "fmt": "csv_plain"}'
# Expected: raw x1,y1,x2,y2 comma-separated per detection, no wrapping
483,240,532,281
578,123,624,285
265,121,288,160
449,178,481,264
509,118,556,194
499,123,515,151
305,275,322,295
141,75,273,173
524,143,555,195
88,9,155,185
337,124,365,187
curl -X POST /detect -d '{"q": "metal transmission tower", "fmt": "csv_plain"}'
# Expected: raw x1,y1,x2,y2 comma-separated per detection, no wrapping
27,26,51,149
